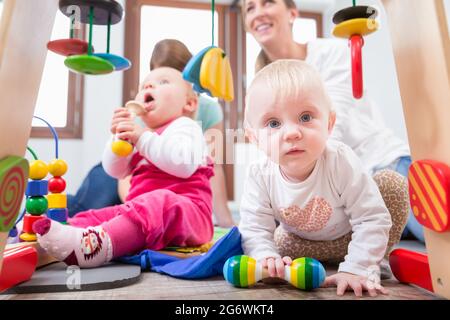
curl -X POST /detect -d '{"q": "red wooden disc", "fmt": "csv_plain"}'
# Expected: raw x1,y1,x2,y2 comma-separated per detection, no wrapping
47,39,92,56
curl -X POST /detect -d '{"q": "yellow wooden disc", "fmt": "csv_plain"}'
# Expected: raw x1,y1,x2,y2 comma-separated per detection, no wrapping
333,18,379,38
199,47,234,101
20,232,37,242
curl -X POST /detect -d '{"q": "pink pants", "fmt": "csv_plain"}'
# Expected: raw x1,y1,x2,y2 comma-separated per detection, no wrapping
68,189,214,258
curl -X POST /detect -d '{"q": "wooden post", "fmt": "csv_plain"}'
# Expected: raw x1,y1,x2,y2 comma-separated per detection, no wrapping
0,0,58,273
382,0,450,298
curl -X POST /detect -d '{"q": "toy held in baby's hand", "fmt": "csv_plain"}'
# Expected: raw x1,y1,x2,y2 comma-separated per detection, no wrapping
111,101,145,157
223,255,326,291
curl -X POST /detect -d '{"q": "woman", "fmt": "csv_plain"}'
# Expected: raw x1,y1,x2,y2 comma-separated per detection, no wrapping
241,0,422,242
68,39,235,228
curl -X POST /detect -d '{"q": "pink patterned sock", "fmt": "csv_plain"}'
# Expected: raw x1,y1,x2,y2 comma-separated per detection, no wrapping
33,218,113,268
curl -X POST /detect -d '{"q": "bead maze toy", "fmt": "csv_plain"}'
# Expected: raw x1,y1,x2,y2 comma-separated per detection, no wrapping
182,0,234,101
223,255,326,291
48,0,131,75
332,1,379,99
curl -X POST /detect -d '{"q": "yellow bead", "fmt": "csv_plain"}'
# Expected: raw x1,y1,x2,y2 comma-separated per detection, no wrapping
29,160,49,180
47,193,67,209
112,140,133,157
48,159,68,176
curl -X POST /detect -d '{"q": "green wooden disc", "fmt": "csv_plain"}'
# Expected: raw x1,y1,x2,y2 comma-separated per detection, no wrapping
26,196,48,215
64,55,114,75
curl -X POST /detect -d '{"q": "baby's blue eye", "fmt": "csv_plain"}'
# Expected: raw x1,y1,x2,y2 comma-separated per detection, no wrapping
267,119,281,128
300,113,312,122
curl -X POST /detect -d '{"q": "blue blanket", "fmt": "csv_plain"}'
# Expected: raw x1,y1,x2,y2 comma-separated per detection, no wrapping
118,226,243,279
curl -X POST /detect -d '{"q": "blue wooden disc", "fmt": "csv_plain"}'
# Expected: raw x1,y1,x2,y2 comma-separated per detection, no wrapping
93,53,131,71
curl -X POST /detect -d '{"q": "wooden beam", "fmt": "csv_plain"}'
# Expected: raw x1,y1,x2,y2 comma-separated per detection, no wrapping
382,0,450,299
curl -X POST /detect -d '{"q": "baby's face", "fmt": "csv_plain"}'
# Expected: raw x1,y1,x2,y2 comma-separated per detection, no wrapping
135,67,191,129
247,82,334,181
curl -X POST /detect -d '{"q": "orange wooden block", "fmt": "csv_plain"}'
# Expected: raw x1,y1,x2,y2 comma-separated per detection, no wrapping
408,160,450,232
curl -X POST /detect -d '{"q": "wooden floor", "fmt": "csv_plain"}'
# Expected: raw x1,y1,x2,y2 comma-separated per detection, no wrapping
0,264,439,300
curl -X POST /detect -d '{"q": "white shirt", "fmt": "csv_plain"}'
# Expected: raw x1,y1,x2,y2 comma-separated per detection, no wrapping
306,39,410,174
102,116,208,179
239,140,392,277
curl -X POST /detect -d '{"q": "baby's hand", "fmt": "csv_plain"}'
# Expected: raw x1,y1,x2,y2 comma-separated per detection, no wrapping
261,256,292,279
116,120,146,145
111,108,132,134
322,272,389,297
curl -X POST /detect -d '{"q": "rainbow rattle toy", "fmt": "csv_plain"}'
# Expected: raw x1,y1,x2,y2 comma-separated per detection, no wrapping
223,255,326,291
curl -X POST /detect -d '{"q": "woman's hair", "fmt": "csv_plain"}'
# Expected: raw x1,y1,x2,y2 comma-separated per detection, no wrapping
240,0,298,73
150,39,193,72
244,59,333,129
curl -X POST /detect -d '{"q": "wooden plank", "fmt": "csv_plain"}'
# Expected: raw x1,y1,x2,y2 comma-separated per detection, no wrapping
0,0,58,273
381,0,450,299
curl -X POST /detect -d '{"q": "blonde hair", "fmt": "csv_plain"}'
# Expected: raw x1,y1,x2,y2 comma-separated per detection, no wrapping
244,59,333,128
241,0,298,72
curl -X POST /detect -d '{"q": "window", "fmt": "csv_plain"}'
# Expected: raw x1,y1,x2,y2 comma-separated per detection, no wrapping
31,10,84,139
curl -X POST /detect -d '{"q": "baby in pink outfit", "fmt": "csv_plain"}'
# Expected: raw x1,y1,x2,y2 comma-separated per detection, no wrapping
34,67,214,268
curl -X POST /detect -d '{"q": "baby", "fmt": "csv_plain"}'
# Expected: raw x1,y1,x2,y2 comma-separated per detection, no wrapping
239,59,400,297
33,67,214,268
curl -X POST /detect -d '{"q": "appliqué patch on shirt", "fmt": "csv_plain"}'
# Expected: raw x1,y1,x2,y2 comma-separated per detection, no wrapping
279,197,332,232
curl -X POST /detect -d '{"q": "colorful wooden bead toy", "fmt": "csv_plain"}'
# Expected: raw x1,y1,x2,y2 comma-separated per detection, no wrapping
223,255,326,291
332,2,379,99
408,159,450,233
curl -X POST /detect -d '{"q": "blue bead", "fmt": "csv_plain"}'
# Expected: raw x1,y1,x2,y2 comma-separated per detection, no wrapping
46,208,68,223
25,180,48,197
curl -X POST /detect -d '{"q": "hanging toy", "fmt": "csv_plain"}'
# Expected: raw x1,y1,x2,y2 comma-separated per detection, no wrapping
182,0,234,101
48,0,131,75
19,117,70,242
111,101,145,157
332,1,379,99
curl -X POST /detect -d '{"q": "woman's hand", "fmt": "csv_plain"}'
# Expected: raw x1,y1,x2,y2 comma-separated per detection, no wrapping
322,272,389,297
261,256,293,279
116,120,146,145
111,108,132,135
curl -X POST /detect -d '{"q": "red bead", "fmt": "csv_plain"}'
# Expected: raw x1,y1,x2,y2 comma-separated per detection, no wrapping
48,176,66,193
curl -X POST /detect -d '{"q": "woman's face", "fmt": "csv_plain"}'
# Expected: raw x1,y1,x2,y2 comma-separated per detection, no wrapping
243,0,298,46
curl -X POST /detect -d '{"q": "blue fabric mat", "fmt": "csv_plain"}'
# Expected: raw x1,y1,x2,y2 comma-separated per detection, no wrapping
118,226,243,279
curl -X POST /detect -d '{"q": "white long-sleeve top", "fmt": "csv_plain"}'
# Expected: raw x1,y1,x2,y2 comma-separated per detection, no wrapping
102,116,208,179
306,39,410,175
239,140,392,277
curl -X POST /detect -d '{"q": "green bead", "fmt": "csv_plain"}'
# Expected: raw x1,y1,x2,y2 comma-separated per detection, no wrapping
26,196,48,215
